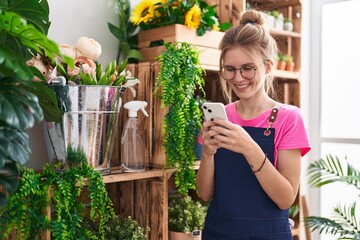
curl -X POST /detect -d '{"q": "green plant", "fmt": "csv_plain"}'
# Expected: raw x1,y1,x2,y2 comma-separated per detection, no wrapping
0,0,74,207
84,215,149,240
284,18,293,23
271,10,280,19
107,0,143,63
305,154,360,239
168,194,207,233
154,42,205,195
283,54,293,63
0,146,115,240
289,203,299,219
130,0,231,36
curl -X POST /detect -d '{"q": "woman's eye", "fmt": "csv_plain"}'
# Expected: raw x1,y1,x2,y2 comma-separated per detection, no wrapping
242,67,253,72
225,67,235,72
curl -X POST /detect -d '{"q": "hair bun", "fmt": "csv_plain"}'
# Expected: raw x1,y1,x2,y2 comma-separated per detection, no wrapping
239,9,266,27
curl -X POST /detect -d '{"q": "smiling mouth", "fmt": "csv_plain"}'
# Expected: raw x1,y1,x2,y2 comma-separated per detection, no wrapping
234,83,250,90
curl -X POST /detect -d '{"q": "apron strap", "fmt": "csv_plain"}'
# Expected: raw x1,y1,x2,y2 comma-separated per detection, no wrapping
264,102,281,136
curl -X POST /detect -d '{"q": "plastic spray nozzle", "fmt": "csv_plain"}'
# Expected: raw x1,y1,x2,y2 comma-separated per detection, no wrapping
123,79,141,97
124,101,149,118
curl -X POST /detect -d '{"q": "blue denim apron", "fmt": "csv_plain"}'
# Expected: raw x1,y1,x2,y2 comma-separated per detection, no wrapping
202,108,292,240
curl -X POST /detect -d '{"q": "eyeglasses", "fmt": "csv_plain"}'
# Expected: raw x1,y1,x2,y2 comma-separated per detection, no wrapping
219,66,257,81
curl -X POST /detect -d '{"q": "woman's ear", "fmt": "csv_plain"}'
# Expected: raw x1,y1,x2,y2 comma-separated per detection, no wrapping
265,60,273,74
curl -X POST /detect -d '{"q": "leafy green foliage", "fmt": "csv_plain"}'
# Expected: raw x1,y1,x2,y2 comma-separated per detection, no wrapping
305,154,360,239
132,0,231,36
168,194,207,232
0,0,74,207
154,42,205,195
107,0,143,62
0,146,115,240
84,215,149,240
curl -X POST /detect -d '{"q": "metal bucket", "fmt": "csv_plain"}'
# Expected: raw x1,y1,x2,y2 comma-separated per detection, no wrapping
44,85,125,174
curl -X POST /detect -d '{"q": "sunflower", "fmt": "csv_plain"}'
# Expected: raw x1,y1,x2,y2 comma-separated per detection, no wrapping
184,4,201,29
130,0,161,25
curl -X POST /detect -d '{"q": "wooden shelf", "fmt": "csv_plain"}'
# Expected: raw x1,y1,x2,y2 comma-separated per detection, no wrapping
102,167,174,183
102,162,201,184
274,70,301,80
248,0,301,9
270,28,301,38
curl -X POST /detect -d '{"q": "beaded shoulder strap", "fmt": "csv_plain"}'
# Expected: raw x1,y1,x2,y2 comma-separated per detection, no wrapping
264,102,281,136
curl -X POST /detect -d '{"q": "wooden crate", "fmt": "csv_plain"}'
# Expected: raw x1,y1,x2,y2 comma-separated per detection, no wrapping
138,24,224,71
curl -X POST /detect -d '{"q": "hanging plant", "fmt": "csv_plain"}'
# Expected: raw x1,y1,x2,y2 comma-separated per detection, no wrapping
0,146,115,240
154,42,205,195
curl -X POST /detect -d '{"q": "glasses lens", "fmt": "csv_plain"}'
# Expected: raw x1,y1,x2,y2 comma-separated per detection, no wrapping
220,67,235,80
220,66,256,80
240,66,256,80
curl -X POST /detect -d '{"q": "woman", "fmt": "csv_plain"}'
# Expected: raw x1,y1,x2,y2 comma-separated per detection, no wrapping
196,9,311,240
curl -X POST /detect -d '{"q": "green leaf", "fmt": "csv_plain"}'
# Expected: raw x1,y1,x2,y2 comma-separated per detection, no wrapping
0,47,34,80
0,128,31,166
27,82,63,122
126,49,144,61
0,79,43,130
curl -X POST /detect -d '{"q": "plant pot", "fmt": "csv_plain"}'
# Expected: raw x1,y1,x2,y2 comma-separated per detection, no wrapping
283,22,293,31
44,85,124,174
277,60,286,70
169,230,202,240
265,14,275,29
285,62,295,71
274,14,284,30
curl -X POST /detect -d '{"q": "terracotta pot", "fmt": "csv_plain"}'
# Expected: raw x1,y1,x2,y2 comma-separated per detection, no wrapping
169,230,202,240
277,60,286,70
285,62,295,71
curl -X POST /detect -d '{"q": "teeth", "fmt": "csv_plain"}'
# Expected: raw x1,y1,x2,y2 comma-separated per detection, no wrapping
235,84,249,90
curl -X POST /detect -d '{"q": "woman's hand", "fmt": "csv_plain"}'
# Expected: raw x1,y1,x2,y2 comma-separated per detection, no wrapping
203,118,255,155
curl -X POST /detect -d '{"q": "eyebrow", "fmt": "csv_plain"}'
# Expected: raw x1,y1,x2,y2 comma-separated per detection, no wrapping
223,63,256,68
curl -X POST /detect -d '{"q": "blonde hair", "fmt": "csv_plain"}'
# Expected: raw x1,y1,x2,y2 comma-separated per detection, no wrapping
219,9,278,102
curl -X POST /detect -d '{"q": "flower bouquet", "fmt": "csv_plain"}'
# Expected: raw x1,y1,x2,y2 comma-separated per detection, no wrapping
27,36,136,87
27,37,140,173
130,0,231,36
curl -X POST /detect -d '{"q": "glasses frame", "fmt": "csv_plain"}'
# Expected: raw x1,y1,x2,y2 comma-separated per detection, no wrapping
219,66,258,81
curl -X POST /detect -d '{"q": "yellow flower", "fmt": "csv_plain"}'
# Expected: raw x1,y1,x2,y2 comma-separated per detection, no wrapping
130,0,161,25
184,4,201,29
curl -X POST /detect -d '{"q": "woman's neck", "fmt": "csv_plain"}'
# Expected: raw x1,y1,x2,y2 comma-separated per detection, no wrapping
236,95,276,120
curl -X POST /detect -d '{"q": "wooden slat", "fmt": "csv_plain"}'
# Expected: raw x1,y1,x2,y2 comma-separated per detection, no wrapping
152,63,167,168
135,180,151,232
248,0,301,9
150,179,168,240
138,24,224,49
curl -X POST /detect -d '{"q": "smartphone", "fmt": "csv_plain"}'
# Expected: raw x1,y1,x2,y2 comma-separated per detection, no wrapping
202,102,228,121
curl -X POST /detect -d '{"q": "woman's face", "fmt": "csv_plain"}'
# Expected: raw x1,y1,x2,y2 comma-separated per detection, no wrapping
222,46,267,100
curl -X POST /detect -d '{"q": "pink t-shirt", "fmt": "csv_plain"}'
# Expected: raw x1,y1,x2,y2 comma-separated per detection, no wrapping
225,102,311,166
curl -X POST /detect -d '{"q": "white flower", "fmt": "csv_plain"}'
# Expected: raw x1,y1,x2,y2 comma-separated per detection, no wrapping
75,37,102,60
58,44,78,59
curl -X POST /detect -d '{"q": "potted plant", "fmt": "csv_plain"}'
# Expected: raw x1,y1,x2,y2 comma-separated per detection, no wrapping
130,0,231,37
305,154,360,239
284,54,295,71
168,193,208,240
154,42,205,195
271,10,284,30
0,146,115,240
277,53,286,71
265,11,275,29
84,215,149,240
283,18,294,32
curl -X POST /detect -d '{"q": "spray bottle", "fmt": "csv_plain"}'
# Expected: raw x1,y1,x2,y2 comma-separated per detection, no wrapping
121,101,149,172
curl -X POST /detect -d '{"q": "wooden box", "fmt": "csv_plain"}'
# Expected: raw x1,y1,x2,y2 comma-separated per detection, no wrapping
138,24,224,71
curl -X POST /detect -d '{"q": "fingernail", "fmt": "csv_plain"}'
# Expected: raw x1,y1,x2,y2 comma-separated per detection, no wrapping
211,118,214,121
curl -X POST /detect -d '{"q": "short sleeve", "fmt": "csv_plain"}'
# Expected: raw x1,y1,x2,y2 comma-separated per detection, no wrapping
277,108,311,157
